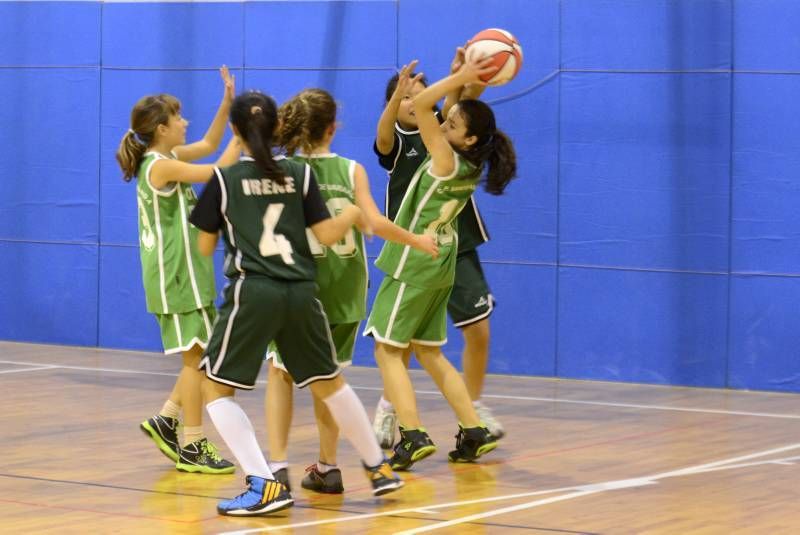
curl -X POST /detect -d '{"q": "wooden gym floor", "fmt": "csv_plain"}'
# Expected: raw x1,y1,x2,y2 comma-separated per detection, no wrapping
1,340,799,534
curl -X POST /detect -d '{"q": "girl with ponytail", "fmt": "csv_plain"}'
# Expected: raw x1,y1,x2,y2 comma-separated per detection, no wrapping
115,67,239,475
365,54,517,471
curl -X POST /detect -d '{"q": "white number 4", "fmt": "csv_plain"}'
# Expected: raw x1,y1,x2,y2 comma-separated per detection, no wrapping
259,203,294,264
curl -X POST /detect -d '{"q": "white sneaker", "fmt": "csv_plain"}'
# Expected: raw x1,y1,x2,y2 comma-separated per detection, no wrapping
474,401,505,439
372,402,397,449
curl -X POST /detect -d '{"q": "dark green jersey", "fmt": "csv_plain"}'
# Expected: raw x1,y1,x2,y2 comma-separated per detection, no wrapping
292,153,368,324
374,120,489,252
190,156,331,282
375,152,479,289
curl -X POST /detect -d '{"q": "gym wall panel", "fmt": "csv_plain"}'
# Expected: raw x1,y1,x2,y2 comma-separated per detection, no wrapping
559,72,731,272
244,1,395,68
102,2,244,69
731,74,800,275
561,0,731,71
735,0,800,71
0,242,98,347
0,68,100,243
397,0,558,101
0,2,100,66
97,245,162,352
728,274,800,393
478,79,559,265
557,267,728,387
442,263,557,376
100,69,242,246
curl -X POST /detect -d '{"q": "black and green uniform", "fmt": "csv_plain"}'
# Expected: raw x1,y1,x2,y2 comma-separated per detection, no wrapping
190,156,338,389
136,151,216,354
270,153,368,368
374,120,493,328
364,152,480,347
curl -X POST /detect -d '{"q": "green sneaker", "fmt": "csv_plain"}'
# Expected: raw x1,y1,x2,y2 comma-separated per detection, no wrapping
140,415,180,463
176,438,235,474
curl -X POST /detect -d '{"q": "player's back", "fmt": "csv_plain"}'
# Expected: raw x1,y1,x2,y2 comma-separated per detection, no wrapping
216,156,316,282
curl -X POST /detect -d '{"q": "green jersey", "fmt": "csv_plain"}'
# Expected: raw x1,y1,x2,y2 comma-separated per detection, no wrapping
136,152,216,314
189,156,331,283
293,154,368,324
375,152,479,289
374,120,489,252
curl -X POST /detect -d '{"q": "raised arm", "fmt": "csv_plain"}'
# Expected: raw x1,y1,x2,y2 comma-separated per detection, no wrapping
413,56,495,177
173,65,235,162
376,60,423,155
353,163,437,257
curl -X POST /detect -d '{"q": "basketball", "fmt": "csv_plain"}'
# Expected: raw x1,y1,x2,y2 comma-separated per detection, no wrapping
464,28,523,86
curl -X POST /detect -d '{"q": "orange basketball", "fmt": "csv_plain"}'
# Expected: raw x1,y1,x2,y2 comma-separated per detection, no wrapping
465,28,523,86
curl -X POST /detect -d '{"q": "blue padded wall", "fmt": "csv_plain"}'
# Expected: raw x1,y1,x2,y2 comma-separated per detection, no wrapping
4,0,800,393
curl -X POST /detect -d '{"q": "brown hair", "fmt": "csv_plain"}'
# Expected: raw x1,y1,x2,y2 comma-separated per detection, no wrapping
277,88,336,156
115,94,181,181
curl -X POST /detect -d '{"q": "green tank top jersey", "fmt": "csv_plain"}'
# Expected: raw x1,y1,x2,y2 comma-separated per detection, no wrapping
381,122,490,252
136,152,216,314
375,152,480,289
292,154,368,324
216,156,318,282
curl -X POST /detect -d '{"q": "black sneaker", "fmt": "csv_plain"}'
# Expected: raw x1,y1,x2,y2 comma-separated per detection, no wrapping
176,438,236,474
388,427,437,471
447,425,498,463
301,464,344,494
273,467,291,492
140,415,180,463
363,459,403,496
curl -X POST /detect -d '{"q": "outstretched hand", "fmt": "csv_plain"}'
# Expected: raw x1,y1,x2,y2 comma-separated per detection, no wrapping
220,65,235,104
392,60,424,100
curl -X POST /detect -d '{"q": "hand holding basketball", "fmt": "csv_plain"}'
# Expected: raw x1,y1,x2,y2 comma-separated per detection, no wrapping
464,28,523,86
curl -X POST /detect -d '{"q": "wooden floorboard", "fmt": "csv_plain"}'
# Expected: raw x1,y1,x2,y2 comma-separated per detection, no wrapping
1,341,799,534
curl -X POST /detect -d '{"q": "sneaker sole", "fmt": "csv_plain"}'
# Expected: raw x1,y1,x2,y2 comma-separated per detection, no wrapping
378,437,395,450
176,462,236,475
448,441,499,463
140,421,179,463
217,498,294,516
373,479,404,496
301,483,344,494
391,444,437,471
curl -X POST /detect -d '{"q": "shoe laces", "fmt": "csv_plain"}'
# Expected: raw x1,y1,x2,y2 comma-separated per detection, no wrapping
201,440,224,462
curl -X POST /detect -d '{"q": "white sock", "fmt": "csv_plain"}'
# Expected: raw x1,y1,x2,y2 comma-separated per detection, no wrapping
317,461,337,474
323,385,384,467
159,400,181,420
206,397,273,479
378,397,395,412
268,460,288,473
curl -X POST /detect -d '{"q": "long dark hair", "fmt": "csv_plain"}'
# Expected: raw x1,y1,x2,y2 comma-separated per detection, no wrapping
230,91,284,183
278,88,336,156
116,94,181,181
455,99,516,195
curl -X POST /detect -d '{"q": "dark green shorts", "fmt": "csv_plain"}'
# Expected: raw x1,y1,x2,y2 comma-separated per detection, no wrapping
448,249,494,328
200,277,339,390
270,321,359,370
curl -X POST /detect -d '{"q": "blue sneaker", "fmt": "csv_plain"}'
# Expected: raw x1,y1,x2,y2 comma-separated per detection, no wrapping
217,476,293,516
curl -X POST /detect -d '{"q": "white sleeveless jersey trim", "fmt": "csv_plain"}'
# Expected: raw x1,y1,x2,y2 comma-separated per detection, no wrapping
427,150,461,181
468,196,490,243
214,166,243,273
392,174,440,279
177,183,204,309
303,163,310,197
143,151,178,197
